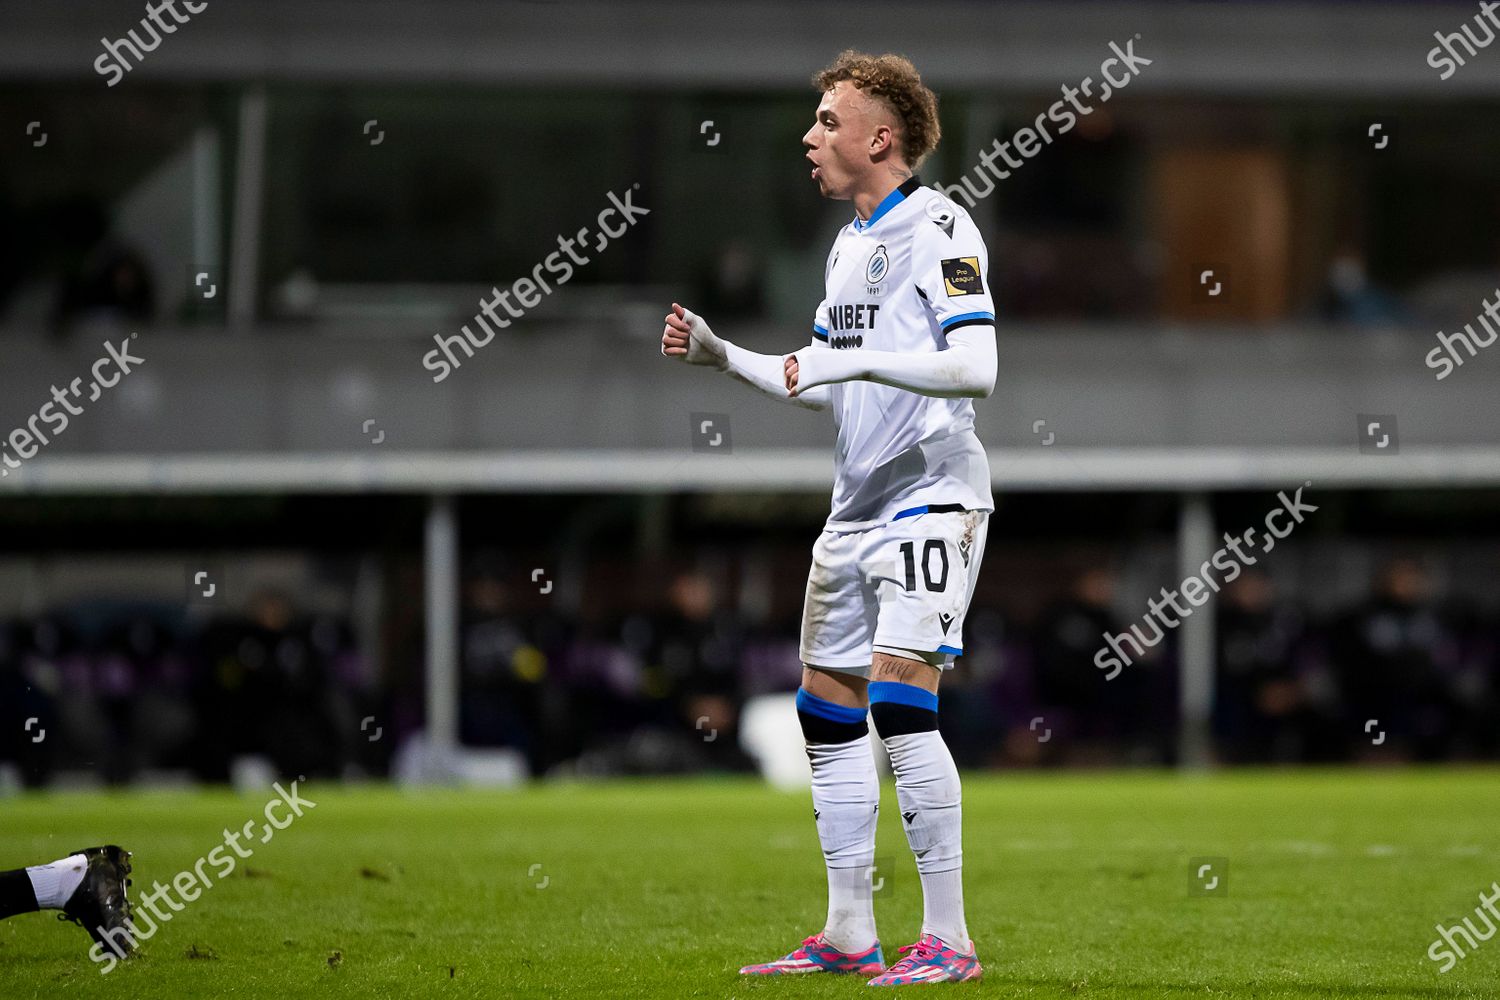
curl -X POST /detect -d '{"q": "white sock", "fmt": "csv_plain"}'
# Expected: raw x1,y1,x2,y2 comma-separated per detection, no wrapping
26,854,88,910
824,865,877,953
920,868,969,951
807,733,880,953
883,730,971,952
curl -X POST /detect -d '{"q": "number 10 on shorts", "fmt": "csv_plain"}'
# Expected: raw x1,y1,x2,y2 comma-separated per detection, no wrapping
898,539,950,592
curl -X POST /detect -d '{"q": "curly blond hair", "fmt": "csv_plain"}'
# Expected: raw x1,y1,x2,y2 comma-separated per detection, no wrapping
813,50,941,169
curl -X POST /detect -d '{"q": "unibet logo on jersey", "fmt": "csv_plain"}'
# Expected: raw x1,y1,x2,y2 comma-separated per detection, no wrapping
809,175,997,530
827,302,880,349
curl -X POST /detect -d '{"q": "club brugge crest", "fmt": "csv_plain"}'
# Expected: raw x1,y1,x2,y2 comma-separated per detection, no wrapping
865,244,890,286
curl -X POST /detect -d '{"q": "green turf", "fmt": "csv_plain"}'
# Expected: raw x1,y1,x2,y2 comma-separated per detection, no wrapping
2,769,1499,998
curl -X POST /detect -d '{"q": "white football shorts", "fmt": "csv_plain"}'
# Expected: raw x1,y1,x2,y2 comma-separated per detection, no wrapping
799,507,989,675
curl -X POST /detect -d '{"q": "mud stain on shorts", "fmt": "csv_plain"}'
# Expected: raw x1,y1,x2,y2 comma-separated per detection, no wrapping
960,510,978,552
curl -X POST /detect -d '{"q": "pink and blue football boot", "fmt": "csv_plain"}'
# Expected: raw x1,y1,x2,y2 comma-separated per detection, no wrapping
739,932,886,977
866,932,982,985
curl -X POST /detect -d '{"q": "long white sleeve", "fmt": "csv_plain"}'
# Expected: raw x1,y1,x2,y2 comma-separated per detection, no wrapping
722,340,831,410
790,324,996,399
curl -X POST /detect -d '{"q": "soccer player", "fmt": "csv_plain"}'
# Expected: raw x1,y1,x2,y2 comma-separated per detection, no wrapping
661,50,994,986
0,846,135,958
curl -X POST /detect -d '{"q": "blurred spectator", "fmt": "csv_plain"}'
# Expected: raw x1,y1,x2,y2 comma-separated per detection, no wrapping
653,570,756,773
1212,570,1318,763
0,620,57,787
571,569,755,775
1030,567,1171,762
191,590,358,781
21,617,85,780
1438,599,1499,760
1327,558,1464,761
459,567,559,774
254,592,358,779
1031,568,1119,734
94,611,192,783
1319,245,1406,327
46,197,156,334
55,247,156,330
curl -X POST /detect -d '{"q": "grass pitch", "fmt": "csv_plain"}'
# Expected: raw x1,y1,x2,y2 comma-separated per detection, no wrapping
3,769,1499,998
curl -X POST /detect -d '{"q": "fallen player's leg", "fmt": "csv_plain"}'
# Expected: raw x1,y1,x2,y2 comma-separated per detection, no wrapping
0,846,135,960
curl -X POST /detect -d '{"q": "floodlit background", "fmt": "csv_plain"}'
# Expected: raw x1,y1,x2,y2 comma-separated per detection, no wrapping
3,0,1500,792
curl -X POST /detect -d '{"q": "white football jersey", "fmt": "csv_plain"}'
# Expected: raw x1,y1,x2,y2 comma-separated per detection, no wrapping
812,175,995,531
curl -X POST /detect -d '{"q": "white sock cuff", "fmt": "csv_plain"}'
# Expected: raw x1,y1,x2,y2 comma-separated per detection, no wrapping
26,854,88,910
806,730,876,762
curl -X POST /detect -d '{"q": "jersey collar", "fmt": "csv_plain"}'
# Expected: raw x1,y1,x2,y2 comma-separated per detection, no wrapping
853,174,922,232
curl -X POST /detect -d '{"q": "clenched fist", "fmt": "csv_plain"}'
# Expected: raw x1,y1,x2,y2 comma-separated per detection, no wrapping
661,303,727,369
